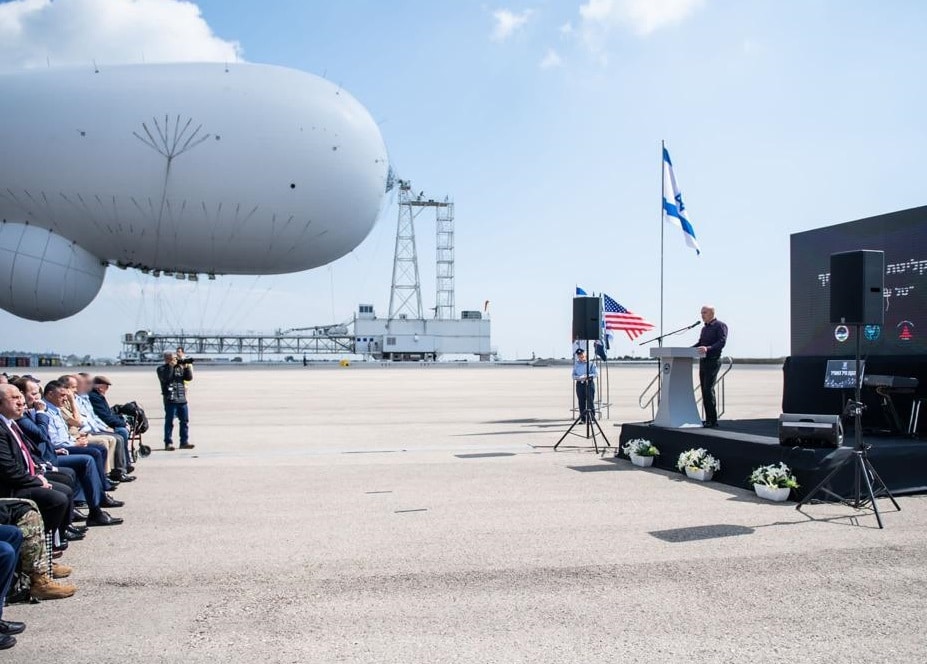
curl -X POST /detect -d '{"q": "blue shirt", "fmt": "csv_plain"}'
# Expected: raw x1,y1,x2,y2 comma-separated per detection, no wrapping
42,401,73,448
572,358,598,381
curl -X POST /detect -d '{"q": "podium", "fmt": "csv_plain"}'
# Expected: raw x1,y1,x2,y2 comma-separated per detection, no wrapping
650,347,703,428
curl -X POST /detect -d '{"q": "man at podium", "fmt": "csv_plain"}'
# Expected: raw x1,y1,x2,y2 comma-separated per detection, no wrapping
693,305,728,428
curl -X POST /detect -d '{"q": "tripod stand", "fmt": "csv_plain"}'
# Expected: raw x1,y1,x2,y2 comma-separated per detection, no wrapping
554,340,611,454
796,325,900,528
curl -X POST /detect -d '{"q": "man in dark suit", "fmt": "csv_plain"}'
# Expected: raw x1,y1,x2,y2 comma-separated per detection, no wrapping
0,385,70,538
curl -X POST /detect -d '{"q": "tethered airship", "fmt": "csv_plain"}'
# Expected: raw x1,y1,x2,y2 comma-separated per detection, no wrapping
0,62,391,321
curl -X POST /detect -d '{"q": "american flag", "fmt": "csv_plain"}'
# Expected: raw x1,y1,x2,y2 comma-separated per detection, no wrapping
603,293,655,340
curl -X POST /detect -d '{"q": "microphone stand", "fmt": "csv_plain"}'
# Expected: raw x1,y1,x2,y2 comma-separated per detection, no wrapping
638,321,700,347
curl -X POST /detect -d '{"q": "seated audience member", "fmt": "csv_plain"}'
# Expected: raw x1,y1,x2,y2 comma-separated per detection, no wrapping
0,498,75,601
39,383,123,528
58,374,125,481
75,374,133,480
18,377,116,494
0,524,24,649
0,385,72,551
88,376,131,456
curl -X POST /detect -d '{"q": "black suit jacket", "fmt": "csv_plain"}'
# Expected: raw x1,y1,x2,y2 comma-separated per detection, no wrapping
0,420,43,497
17,410,57,467
89,390,127,429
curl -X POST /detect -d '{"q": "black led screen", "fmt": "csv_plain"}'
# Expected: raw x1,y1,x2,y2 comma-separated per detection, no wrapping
790,206,927,357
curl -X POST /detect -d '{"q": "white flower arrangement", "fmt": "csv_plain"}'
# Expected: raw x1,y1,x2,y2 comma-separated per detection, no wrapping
622,438,660,457
676,448,721,472
749,462,799,489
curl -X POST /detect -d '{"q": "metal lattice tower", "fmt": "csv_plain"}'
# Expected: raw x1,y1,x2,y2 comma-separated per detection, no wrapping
388,180,453,321
388,181,424,320
435,199,455,320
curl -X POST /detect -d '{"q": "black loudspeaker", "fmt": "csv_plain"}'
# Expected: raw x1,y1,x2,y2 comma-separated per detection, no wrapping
829,250,885,325
572,297,601,340
778,413,844,448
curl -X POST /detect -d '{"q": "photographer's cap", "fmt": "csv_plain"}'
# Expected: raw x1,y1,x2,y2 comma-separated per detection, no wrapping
575,348,585,356
94,375,113,386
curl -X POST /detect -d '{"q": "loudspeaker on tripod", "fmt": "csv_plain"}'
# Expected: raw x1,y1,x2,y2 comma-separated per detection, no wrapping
572,297,601,340
829,250,885,325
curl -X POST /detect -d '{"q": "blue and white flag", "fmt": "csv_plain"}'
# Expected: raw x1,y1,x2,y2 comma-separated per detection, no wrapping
662,146,700,255
575,286,587,296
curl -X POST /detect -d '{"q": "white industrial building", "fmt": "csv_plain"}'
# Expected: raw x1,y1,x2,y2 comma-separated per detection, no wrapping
354,305,491,361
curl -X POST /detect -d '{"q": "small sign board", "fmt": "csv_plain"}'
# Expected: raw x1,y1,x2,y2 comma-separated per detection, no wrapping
824,359,865,389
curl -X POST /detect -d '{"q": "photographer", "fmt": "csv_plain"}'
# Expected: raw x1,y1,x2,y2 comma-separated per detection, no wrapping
156,352,194,451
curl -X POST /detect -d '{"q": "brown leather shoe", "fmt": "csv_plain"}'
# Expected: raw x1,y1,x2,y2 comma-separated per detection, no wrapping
51,562,73,578
30,573,76,600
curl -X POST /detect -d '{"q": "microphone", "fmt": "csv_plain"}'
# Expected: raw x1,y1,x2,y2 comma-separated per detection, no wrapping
688,320,701,329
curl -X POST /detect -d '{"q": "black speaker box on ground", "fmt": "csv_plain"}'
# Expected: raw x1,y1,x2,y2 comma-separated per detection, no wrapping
829,250,885,325
572,297,601,340
778,413,844,448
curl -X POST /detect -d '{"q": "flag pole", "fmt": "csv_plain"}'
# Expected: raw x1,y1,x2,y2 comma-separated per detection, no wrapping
659,140,665,348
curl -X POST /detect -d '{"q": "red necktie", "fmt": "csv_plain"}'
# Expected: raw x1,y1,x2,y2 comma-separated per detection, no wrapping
9,421,36,476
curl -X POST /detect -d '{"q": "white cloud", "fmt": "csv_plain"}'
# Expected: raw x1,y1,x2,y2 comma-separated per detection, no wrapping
0,0,242,72
539,48,562,69
579,0,706,37
491,8,533,42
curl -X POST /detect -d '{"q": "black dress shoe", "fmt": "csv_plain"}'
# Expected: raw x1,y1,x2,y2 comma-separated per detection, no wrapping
70,524,89,534
109,470,137,482
179,443,195,449
164,444,176,451
100,494,125,508
71,510,87,523
126,464,135,473
86,511,124,527
0,635,15,650
0,620,26,636
64,527,85,541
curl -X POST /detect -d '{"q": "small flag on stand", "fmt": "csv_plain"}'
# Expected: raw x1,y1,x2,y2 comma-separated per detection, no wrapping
662,146,700,255
602,294,655,340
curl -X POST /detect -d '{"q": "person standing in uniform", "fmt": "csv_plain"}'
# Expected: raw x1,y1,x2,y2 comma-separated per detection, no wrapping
156,352,194,451
572,348,598,423
693,305,728,428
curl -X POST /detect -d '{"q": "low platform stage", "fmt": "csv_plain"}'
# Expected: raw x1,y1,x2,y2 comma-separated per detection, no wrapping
617,419,927,499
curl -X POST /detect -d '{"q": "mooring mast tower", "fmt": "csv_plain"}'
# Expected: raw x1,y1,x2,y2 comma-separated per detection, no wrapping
388,179,454,322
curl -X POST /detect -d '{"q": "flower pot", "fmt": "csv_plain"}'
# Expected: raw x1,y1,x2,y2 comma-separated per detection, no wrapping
754,484,791,502
685,467,714,481
629,454,654,467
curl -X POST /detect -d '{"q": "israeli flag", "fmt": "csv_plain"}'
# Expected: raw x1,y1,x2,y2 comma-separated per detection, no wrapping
663,146,700,255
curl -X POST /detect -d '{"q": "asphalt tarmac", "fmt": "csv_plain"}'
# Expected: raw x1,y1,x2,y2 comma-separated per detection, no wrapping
8,364,926,663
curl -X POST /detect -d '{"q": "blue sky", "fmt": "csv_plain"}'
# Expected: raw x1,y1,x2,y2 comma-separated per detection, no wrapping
1,0,925,359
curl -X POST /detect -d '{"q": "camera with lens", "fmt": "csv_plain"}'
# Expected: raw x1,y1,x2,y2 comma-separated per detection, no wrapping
179,357,194,365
